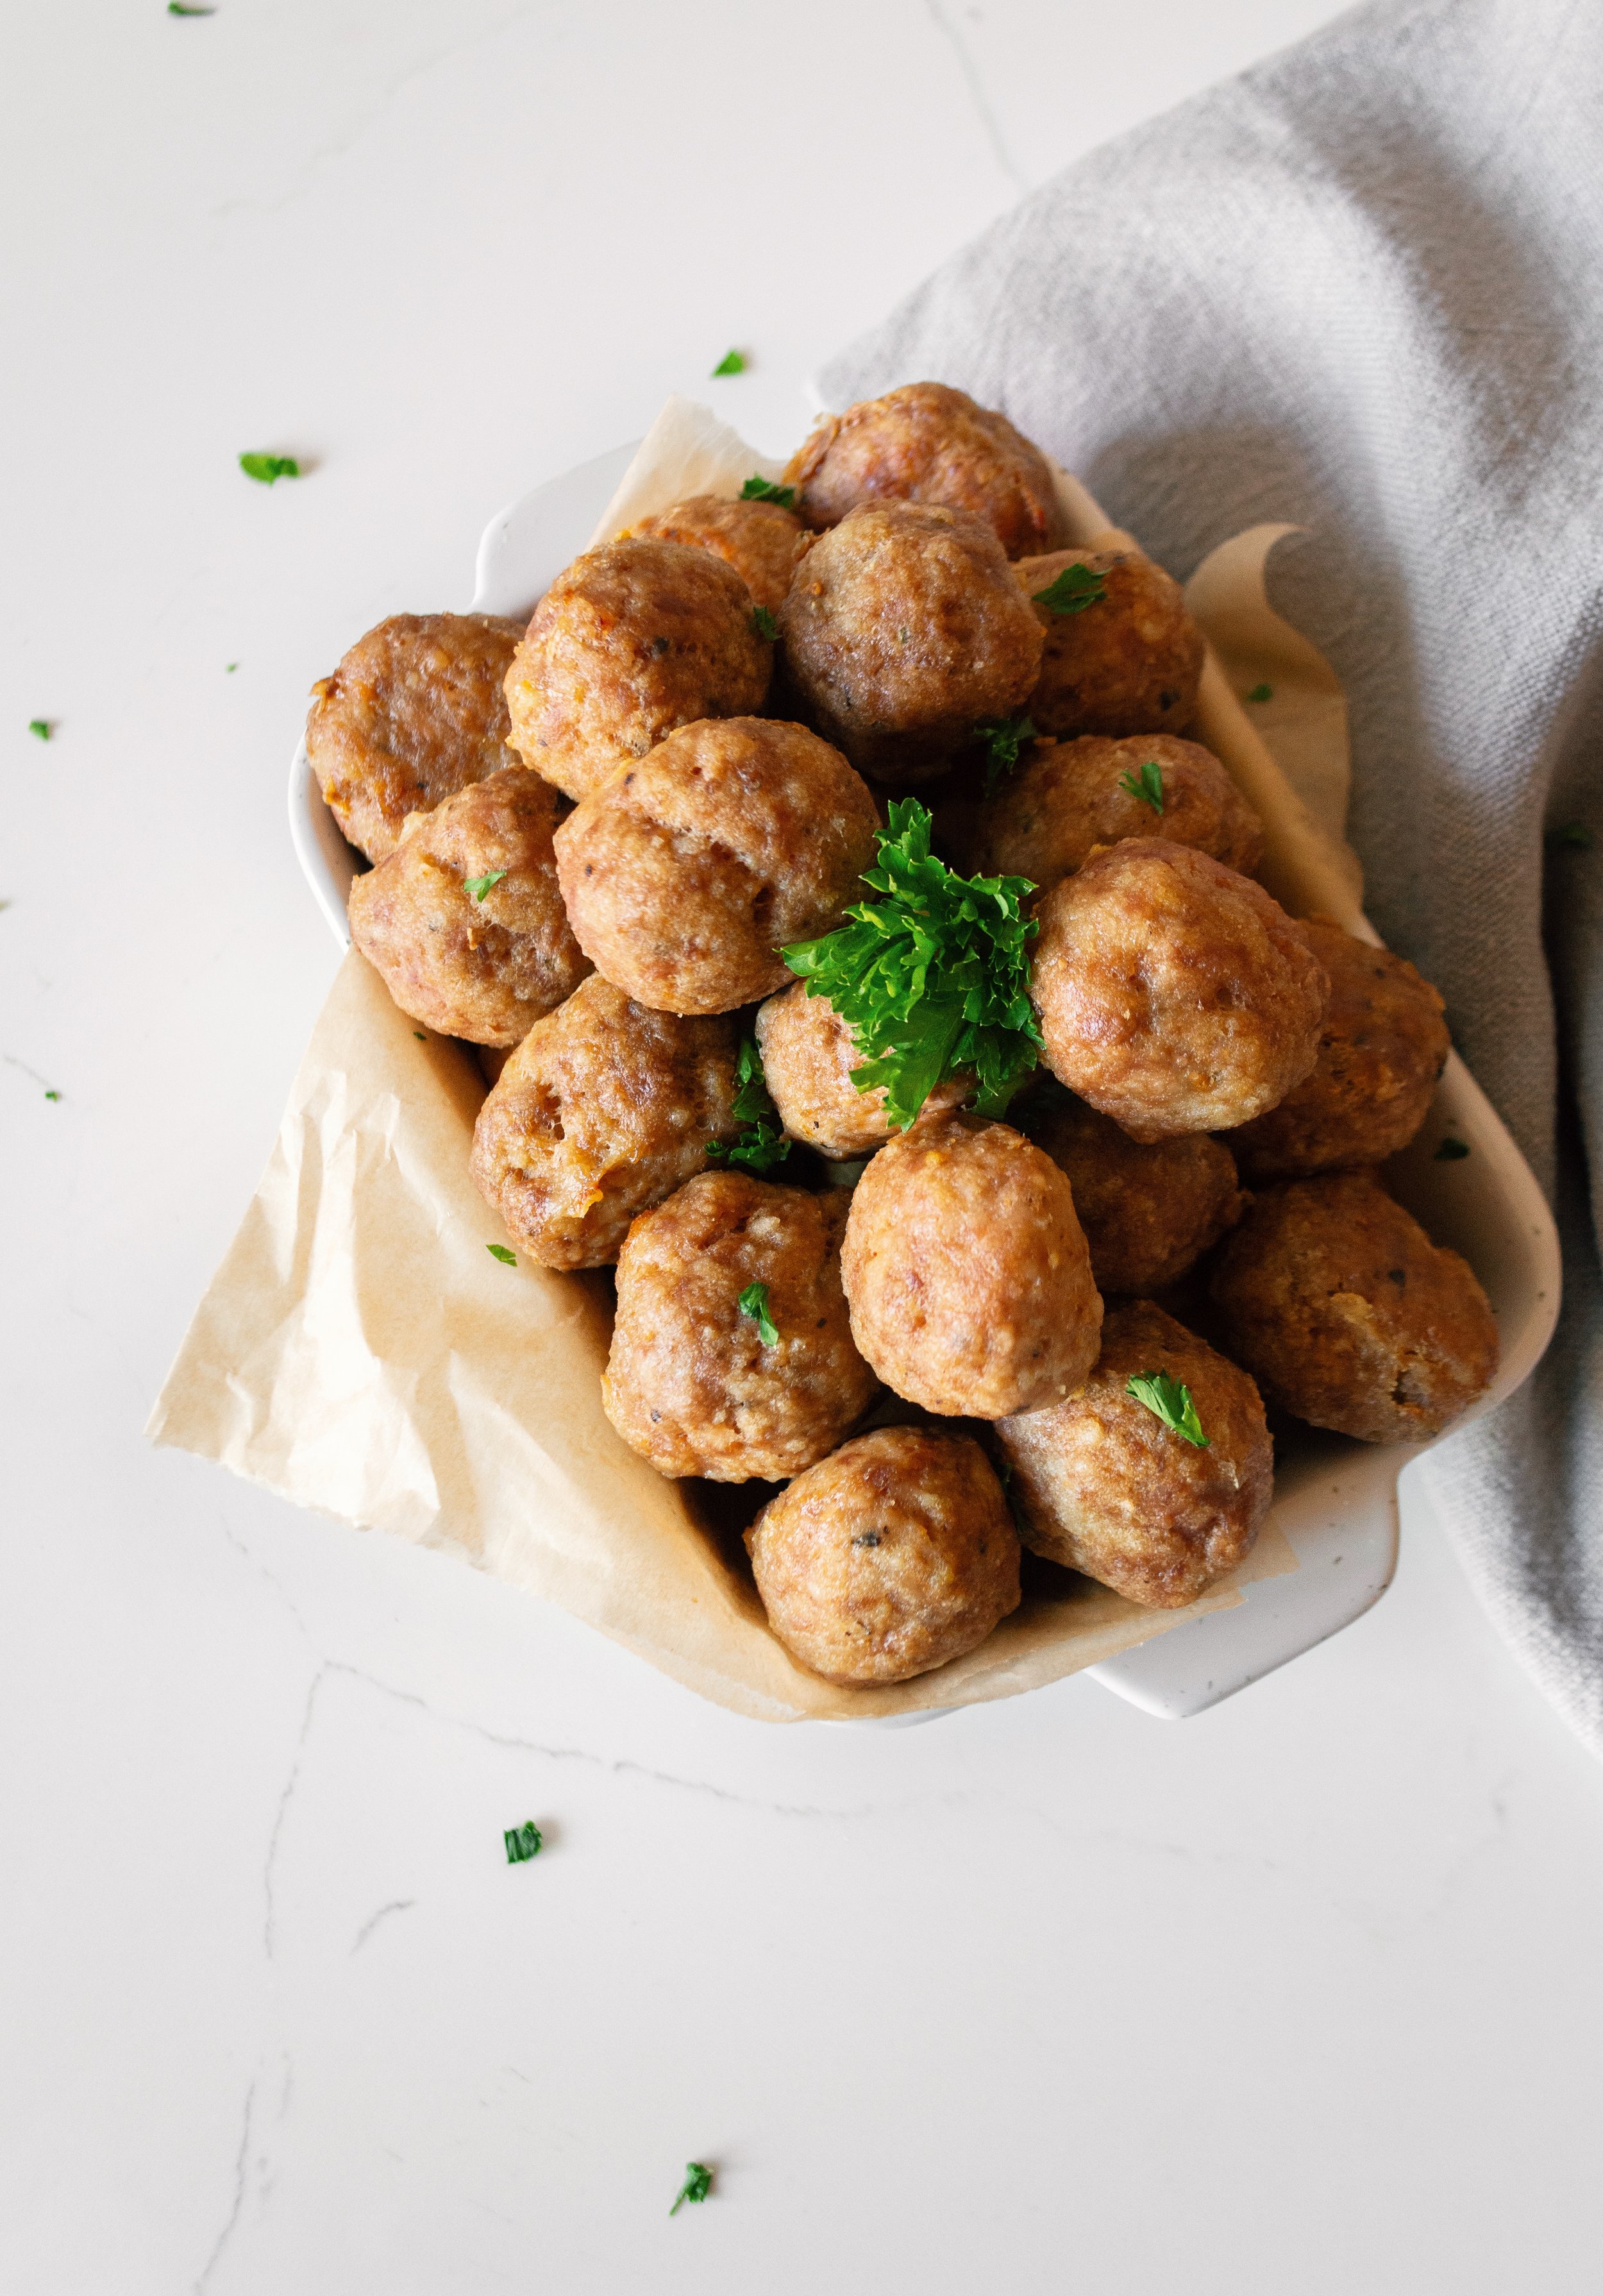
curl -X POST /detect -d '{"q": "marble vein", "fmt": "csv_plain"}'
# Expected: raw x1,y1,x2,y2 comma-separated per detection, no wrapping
923,2,1033,192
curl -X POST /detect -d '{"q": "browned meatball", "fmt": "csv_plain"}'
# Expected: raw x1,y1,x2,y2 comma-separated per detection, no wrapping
753,983,971,1160
777,501,1043,786
783,382,1070,561
1029,1096,1245,1295
618,493,804,615
1223,917,1450,1179
972,733,1263,888
998,1301,1272,1608
746,1425,1021,1683
841,1112,1102,1418
346,769,590,1047
306,612,525,863
602,1173,878,1482
553,717,878,1015
1030,841,1329,1140
503,539,771,800
1209,1171,1498,1442
469,974,742,1268
1018,548,1204,739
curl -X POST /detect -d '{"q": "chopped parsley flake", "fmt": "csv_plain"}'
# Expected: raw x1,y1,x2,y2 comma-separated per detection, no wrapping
486,1242,517,1265
1548,822,1594,851
1127,1369,1209,1448
711,350,746,377
1032,562,1107,616
975,712,1036,794
1118,759,1164,814
168,3,216,13
1246,682,1274,704
738,1282,779,1347
503,1821,542,1863
464,870,508,902
239,452,300,485
740,475,794,506
225,662,238,673
707,1037,790,1174
28,720,51,741
783,797,1041,1130
413,1031,426,1040
1434,1138,1471,1161
750,605,779,641
671,2163,714,2216
44,1089,62,1102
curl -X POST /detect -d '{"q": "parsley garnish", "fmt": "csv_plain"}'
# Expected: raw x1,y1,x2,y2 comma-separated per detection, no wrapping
738,1282,779,1347
671,2163,714,2216
44,1089,62,1102
740,475,794,506
28,720,51,741
225,662,238,673
413,1030,426,1040
975,712,1036,794
1127,1370,1209,1448
168,3,216,13
1118,759,1164,814
487,1242,517,1265
711,349,746,377
1548,822,1593,851
464,870,508,902
750,605,779,641
1032,562,1107,616
1246,682,1273,703
707,1038,790,1174
239,452,300,485
782,798,1041,1130
503,1821,542,1863
1434,1138,1470,1161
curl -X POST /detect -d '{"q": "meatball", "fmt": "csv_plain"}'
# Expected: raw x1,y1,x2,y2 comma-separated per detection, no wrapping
553,716,878,1015
782,381,1070,561
1223,917,1450,1179
346,769,590,1046
754,983,971,1160
603,1172,878,1482
502,539,771,801
997,1301,1272,1608
841,1112,1102,1418
972,733,1263,888
1018,548,1204,739
1209,1170,1498,1442
618,493,803,616
746,1425,1021,1684
1029,1095,1245,1295
777,500,1043,786
306,612,525,863
469,974,742,1268
1030,841,1329,1139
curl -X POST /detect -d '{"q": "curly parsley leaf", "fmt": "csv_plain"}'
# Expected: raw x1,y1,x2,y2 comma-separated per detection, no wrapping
464,869,508,902
1032,562,1106,616
737,1282,779,1347
239,452,300,485
711,349,746,377
28,719,51,741
670,2162,714,2216
707,1037,791,1175
486,1242,517,1265
1127,1370,1209,1448
975,712,1036,795
782,798,1041,1131
503,1821,542,1863
1434,1138,1471,1161
740,475,795,507
1118,759,1164,814
1246,682,1274,704
750,604,779,641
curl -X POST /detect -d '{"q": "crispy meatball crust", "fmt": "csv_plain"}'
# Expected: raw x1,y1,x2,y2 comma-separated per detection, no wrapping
619,494,804,616
1029,1096,1245,1295
754,984,971,1160
1209,1171,1498,1442
997,1301,1272,1608
745,1425,1021,1684
841,1113,1103,1419
602,1173,878,1483
777,500,1043,786
1030,841,1329,1140
1223,918,1450,1180
503,539,771,801
973,734,1263,888
1018,549,1204,739
306,612,525,863
346,769,590,1046
553,716,878,1015
469,974,741,1269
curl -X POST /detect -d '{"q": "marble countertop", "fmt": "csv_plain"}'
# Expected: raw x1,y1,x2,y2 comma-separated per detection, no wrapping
4,4,1602,2290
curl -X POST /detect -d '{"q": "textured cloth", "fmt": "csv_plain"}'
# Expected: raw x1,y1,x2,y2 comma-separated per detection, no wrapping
819,0,1603,1755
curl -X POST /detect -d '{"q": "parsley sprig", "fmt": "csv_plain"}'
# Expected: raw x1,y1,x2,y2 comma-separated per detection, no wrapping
737,1282,779,1347
707,1038,790,1174
1032,562,1106,616
1127,1370,1209,1448
975,712,1036,794
1118,759,1164,814
670,2162,713,2216
782,798,1041,1130
740,475,795,507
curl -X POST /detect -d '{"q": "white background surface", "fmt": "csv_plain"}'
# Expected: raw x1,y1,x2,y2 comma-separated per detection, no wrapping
4,4,1602,2292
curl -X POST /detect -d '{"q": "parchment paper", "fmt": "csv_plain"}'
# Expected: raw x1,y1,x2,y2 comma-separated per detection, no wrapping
147,400,1363,1723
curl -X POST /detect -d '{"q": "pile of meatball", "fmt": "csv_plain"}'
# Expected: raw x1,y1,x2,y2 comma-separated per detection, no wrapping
306,380,1498,1691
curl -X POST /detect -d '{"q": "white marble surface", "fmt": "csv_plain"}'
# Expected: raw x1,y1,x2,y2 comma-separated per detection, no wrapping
4,4,1603,2291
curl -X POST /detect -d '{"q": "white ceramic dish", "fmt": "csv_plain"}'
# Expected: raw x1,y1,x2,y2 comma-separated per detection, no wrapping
288,445,1561,1720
